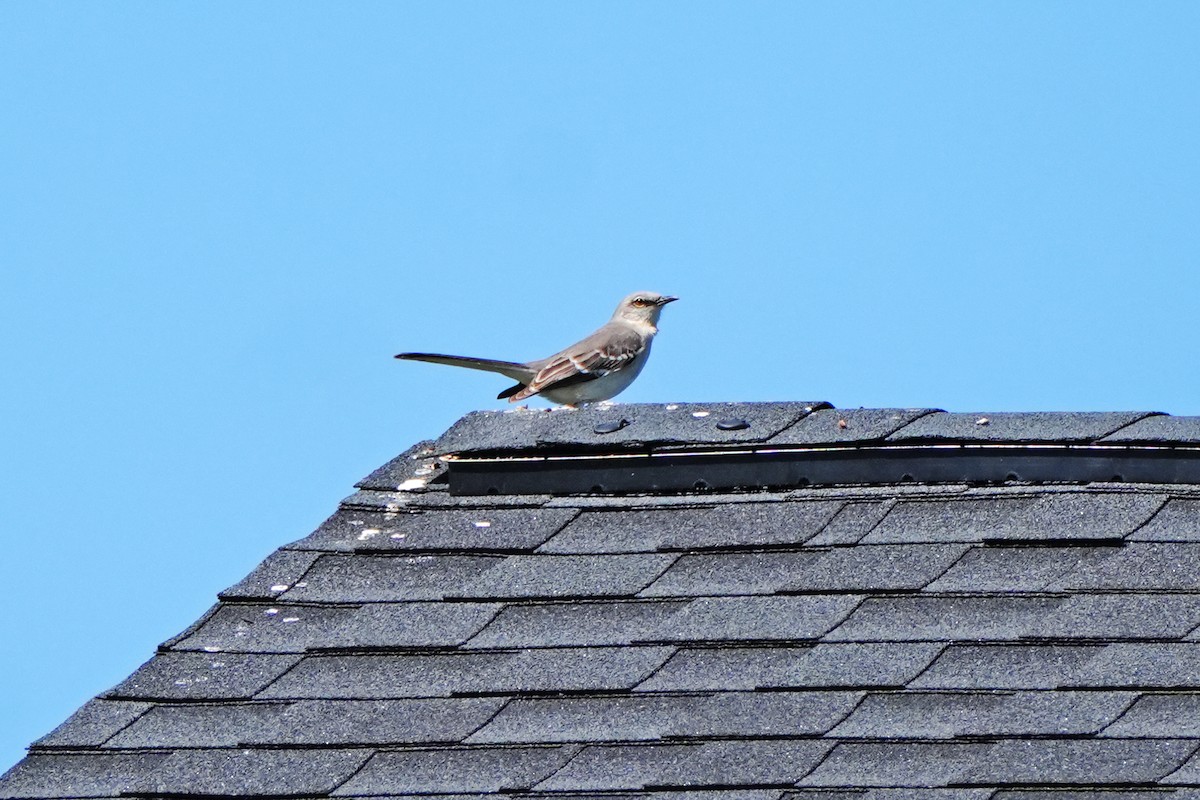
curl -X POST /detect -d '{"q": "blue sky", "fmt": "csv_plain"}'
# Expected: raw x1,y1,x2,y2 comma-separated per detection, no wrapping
2,1,1199,770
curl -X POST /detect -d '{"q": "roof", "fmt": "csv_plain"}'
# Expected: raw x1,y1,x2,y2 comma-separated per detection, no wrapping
7,402,1200,798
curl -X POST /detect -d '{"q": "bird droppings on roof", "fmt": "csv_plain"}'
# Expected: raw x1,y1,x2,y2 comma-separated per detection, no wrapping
9,401,1200,798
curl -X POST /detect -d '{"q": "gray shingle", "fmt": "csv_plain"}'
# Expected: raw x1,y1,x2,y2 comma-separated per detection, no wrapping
467,691,862,743
255,698,506,745
132,748,370,796
974,739,1197,784
828,594,1200,643
886,411,1153,442
639,545,964,597
1049,543,1200,590
433,403,826,453
31,700,150,749
911,644,1106,689
824,596,1065,642
1031,594,1200,640
1164,748,1200,784
804,739,1195,787
0,752,169,799
104,652,301,701
449,553,677,599
465,600,689,649
866,491,1166,544
1100,414,1200,443
537,501,841,554
104,698,502,748
1068,644,1200,688
534,740,833,790
218,548,323,600
639,551,822,596
650,595,863,642
466,596,858,650
829,690,1133,738
1101,693,1200,737
332,746,577,795
798,742,988,787
805,501,893,546
327,601,501,648
636,643,943,692
104,702,285,748
293,506,576,553
280,553,504,602
260,647,675,699
1130,498,1200,541
781,544,969,592
171,601,502,652
924,546,1119,592
770,408,938,445
170,603,355,653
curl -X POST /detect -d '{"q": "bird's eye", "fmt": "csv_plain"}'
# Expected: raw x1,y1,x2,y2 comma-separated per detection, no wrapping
633,297,648,306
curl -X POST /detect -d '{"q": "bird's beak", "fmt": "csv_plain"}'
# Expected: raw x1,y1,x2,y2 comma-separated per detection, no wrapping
658,296,679,305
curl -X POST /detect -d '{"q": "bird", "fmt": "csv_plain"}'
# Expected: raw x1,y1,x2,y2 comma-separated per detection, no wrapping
395,291,678,406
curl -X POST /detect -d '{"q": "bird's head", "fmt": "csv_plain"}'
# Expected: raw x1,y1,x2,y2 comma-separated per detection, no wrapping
613,291,678,327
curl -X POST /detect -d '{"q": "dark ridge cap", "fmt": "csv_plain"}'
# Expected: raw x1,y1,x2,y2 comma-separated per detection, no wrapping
430,401,835,455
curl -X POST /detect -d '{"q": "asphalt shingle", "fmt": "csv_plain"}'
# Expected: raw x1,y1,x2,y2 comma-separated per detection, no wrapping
534,740,833,791
31,701,150,749
804,501,893,546
260,647,676,699
1100,414,1200,443
1131,498,1200,541
864,492,1165,544
467,691,862,743
464,599,688,649
1101,693,1200,737
828,690,1133,738
104,652,301,701
449,553,677,599
292,506,576,553
131,748,370,796
14,403,1200,799
332,746,578,795
924,545,1119,592
433,402,827,453
911,644,1106,690
769,408,938,445
802,739,1196,787
885,411,1153,442
636,643,943,691
827,594,1200,642
1049,542,1200,589
0,753,169,799
537,501,842,554
103,702,286,749
218,548,323,600
640,545,965,597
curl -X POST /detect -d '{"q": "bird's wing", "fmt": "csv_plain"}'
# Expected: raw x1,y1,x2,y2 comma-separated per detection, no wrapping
518,322,646,398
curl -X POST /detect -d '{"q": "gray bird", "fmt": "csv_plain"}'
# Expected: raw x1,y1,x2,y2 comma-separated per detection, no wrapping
395,291,677,406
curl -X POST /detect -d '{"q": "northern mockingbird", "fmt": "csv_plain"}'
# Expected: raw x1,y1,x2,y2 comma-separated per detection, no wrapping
395,291,677,406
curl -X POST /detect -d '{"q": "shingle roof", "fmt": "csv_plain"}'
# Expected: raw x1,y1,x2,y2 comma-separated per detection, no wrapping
8,402,1200,799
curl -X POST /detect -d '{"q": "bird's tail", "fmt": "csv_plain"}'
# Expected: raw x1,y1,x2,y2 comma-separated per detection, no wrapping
394,352,534,383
